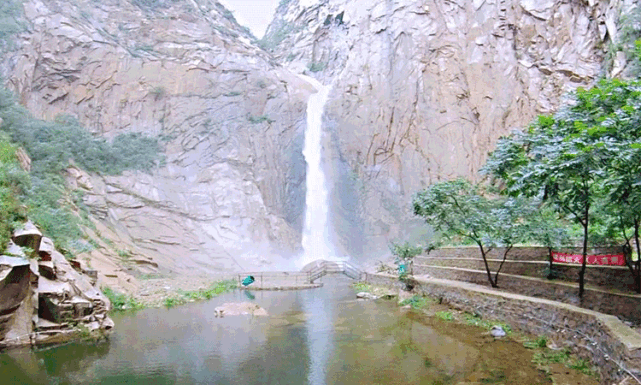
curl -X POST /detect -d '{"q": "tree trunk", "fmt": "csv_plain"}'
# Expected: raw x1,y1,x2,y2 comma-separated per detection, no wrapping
635,219,641,294
478,243,496,288
624,243,637,282
547,247,554,279
578,211,589,299
494,245,513,287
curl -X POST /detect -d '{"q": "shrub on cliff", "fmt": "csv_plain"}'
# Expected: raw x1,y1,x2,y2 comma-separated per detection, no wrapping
0,0,24,52
0,102,163,176
0,86,163,254
0,134,28,250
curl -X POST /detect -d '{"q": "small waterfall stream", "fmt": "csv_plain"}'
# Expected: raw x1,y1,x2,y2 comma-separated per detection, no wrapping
298,75,339,267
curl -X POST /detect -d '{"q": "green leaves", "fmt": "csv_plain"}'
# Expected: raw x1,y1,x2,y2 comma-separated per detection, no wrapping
0,85,163,254
413,179,532,252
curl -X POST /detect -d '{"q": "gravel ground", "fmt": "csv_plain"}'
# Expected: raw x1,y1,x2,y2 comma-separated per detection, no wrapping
135,274,237,307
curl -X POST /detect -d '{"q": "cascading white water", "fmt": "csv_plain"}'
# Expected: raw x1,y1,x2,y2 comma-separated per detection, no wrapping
298,75,339,267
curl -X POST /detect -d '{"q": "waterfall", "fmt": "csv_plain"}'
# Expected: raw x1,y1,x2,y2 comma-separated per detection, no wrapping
298,75,341,267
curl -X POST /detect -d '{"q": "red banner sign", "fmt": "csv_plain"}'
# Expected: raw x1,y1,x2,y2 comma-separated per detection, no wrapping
551,252,626,266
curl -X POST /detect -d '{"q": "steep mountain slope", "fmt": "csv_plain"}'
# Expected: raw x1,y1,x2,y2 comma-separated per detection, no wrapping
1,0,315,290
264,0,634,259
1,0,637,291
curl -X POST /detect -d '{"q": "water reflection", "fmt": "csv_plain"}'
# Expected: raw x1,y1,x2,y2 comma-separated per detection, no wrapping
302,284,335,385
243,290,256,301
0,276,554,385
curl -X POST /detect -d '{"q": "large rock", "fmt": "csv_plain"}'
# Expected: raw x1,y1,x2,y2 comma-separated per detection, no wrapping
12,221,42,257
214,302,268,317
0,227,113,348
1,0,314,274
0,0,637,276
264,0,635,259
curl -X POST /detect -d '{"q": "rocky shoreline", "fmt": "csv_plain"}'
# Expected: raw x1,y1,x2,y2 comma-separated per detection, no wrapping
0,222,113,349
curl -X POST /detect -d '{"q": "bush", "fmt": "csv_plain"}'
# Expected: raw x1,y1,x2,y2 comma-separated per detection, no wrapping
390,241,423,278
0,0,24,52
257,22,299,52
399,295,432,309
307,62,326,72
163,280,237,308
248,115,273,124
102,286,143,311
0,134,28,250
435,311,454,321
352,282,371,292
0,86,163,253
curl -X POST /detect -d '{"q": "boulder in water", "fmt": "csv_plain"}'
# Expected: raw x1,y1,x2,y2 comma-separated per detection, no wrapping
214,302,268,317
356,292,377,300
490,325,507,338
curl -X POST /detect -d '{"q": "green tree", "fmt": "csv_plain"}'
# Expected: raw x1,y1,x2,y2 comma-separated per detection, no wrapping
526,207,570,278
490,196,535,286
575,79,641,293
390,242,422,279
483,80,640,298
412,179,531,288
483,123,602,298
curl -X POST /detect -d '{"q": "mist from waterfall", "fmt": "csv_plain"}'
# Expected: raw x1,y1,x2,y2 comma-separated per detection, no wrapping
298,75,342,268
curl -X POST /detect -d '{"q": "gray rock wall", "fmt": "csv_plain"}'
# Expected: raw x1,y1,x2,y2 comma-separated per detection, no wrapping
2,0,315,274
266,0,631,259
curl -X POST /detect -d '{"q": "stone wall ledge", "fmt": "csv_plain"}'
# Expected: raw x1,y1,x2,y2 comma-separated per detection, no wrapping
365,273,641,384
415,265,641,298
411,265,641,322
416,257,630,270
424,246,623,262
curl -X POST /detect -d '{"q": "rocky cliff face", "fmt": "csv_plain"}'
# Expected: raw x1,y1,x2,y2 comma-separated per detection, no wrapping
2,0,316,287
265,0,634,259
1,0,636,284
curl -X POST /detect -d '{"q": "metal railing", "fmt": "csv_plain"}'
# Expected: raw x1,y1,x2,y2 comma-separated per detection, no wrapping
236,271,311,288
307,260,364,282
237,260,365,287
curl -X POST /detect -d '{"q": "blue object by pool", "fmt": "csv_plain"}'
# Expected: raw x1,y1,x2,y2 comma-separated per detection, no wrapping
242,275,255,287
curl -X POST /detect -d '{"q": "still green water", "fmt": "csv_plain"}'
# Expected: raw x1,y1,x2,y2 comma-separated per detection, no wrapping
0,277,552,384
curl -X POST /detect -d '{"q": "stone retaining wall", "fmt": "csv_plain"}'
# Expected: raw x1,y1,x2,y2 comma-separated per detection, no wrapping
365,273,641,385
414,258,637,293
426,246,624,262
413,265,641,321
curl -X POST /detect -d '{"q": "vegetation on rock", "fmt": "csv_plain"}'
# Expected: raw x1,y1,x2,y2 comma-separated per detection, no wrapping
0,86,163,255
0,0,24,52
102,286,144,311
